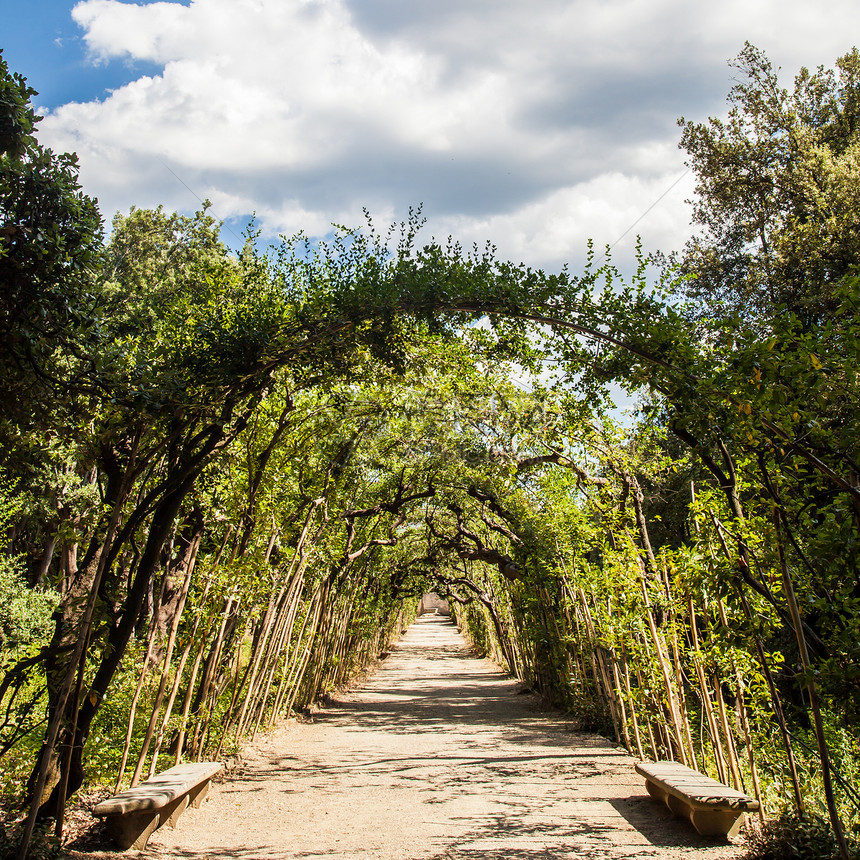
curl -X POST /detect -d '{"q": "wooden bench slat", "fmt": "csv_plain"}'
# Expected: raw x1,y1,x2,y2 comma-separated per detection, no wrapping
94,762,223,817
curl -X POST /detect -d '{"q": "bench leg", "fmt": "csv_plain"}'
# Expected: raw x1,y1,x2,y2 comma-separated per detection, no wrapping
646,779,690,821
645,779,669,805
690,808,745,838
104,812,160,851
159,793,191,829
665,794,690,820
187,778,212,808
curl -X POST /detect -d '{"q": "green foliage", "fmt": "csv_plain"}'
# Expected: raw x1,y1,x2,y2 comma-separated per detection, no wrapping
0,50,103,412
0,561,56,659
0,473,57,660
745,812,860,860
679,43,860,323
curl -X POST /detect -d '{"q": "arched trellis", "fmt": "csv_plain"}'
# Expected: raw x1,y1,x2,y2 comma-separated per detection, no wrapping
5,208,858,860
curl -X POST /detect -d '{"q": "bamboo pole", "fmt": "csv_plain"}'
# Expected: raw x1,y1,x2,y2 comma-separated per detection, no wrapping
189,591,237,758
147,577,211,774
640,680,660,758
283,587,326,715
114,573,170,792
620,642,645,759
578,589,623,743
700,593,744,791
712,668,744,791
773,509,850,860
173,614,214,765
232,524,313,740
560,579,588,695
130,555,197,786
214,617,255,759
635,563,688,765
715,597,765,818
244,525,317,735
205,631,244,759
687,594,729,783
708,513,805,810
271,581,323,720
661,559,698,769
249,568,308,738
609,648,634,754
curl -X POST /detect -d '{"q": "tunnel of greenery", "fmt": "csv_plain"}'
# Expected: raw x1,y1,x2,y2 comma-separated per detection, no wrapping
2,44,860,860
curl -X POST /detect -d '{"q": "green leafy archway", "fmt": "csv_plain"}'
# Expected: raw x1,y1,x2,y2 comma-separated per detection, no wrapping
2,46,860,860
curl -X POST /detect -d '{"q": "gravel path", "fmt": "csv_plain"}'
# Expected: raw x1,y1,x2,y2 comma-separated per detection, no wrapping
74,614,746,859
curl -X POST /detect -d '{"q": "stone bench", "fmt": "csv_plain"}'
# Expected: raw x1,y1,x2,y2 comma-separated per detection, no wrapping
93,761,223,850
635,760,759,837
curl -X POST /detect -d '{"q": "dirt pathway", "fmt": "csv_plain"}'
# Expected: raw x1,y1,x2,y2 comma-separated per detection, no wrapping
80,615,747,859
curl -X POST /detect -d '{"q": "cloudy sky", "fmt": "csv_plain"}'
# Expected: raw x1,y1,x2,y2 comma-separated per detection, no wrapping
5,0,860,272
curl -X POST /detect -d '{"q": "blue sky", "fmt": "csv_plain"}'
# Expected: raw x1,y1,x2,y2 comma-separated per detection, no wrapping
2,0,163,107
4,0,860,272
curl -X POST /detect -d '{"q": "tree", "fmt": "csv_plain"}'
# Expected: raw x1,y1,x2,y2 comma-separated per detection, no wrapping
0,50,102,410
678,43,860,324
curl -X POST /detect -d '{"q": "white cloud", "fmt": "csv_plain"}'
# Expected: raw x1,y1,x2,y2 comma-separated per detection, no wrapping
72,0,191,63
42,0,860,270
432,163,696,274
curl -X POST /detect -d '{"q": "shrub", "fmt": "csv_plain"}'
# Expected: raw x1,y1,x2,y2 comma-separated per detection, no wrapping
744,813,859,860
